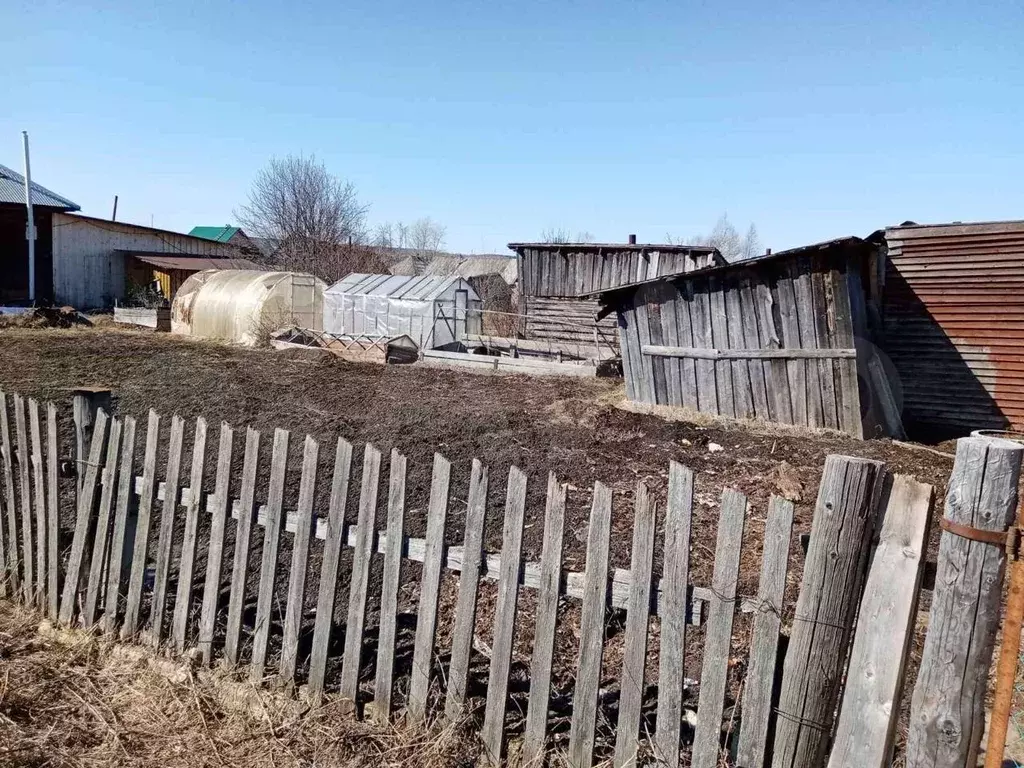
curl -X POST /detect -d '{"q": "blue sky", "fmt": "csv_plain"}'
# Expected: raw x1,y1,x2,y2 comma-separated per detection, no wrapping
2,0,1022,253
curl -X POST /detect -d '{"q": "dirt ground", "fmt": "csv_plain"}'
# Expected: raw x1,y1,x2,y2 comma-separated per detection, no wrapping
0,326,959,760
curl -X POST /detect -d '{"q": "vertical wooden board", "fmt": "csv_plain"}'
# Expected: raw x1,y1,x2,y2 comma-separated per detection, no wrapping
633,298,656,405
197,423,234,665
707,277,735,417
654,462,694,768
676,283,700,410
829,476,932,768
46,402,61,620
102,415,137,632
279,435,320,681
250,428,290,682
792,259,825,428
0,392,17,596
172,417,209,653
690,280,719,414
407,452,453,723
724,279,754,419
567,482,613,768
481,466,528,764
612,482,657,768
58,409,109,625
691,489,747,768
444,459,489,720
308,438,355,698
83,418,123,627
14,395,34,604
736,496,794,768
372,450,408,718
660,287,683,407
149,414,185,645
738,279,770,421
758,281,792,424
522,474,568,765
223,428,260,666
810,266,840,430
122,410,160,639
625,303,648,403
831,264,863,437
774,271,807,426
28,400,47,608
647,299,669,405
339,443,383,708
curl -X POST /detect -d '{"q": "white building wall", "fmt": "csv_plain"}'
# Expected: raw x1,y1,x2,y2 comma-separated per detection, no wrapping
52,213,239,308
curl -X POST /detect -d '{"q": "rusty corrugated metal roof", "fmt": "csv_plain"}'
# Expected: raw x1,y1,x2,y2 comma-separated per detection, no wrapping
123,252,262,271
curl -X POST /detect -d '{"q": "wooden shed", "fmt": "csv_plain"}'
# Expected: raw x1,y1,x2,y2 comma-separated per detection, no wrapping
508,240,723,354
593,237,898,438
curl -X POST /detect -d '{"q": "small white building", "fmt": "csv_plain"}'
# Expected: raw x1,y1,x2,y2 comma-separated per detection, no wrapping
323,273,482,350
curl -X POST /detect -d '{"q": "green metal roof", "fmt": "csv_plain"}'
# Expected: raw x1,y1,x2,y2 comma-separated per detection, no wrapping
189,225,241,243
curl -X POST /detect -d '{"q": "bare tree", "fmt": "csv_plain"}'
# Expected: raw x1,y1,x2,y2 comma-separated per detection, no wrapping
235,154,370,279
373,217,447,273
669,213,762,262
540,228,595,244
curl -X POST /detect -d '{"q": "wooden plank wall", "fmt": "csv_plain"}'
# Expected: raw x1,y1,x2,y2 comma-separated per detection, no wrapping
619,248,867,437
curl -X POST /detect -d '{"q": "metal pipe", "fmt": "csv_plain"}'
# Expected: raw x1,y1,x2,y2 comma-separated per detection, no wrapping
628,234,637,245
22,131,35,303
111,195,118,221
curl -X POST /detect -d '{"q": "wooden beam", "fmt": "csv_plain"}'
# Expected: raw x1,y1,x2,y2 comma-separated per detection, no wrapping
641,344,857,360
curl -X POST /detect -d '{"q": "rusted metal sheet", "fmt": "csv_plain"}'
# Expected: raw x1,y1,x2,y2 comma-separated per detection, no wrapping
884,220,1024,434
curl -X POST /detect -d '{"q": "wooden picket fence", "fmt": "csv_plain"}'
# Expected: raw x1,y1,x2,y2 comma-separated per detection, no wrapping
0,388,947,767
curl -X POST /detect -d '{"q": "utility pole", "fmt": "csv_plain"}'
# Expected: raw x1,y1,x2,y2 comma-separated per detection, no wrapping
22,131,35,304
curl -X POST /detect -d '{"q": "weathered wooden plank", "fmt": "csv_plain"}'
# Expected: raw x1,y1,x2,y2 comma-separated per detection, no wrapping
708,277,735,417
83,418,123,627
629,299,653,404
654,462,695,767
339,442,382,709
407,452,453,724
481,465,528,764
14,395,34,605
102,415,137,633
660,285,683,406
793,259,825,428
567,481,614,768
772,455,887,768
149,414,185,645
641,345,859,360
522,473,568,765
197,423,234,665
250,428,290,682
810,266,839,430
223,428,260,666
907,437,1022,768
371,449,407,718
738,279,771,421
676,283,700,410
171,417,209,653
691,489,747,768
759,282,792,424
121,410,159,640
831,264,863,437
444,459,489,720
613,482,657,768
279,435,320,681
28,400,47,608
830,475,933,768
690,279,719,414
45,402,60,620
774,272,807,426
0,392,17,596
724,279,753,419
645,295,669,404
736,496,794,768
58,409,109,625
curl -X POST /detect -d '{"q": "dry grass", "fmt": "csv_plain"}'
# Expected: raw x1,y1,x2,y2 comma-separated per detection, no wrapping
0,601,482,768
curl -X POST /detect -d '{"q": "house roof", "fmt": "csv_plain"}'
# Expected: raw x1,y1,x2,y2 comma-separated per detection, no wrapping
119,250,261,271
390,253,518,283
327,273,478,301
189,225,242,243
0,164,80,210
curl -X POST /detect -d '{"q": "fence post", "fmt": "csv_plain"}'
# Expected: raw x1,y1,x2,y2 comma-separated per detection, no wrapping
906,436,1023,768
771,455,887,768
72,387,111,497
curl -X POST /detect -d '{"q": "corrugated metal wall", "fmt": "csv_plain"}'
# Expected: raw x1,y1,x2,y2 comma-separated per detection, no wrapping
884,220,1024,434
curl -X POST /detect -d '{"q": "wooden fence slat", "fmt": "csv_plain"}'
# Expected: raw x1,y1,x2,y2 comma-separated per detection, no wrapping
567,481,614,768
613,481,657,768
339,442,382,709
58,409,109,625
522,473,567,764
736,495,794,768
102,415,137,633
307,437,354,699
371,449,408,719
690,280,718,413
829,476,933,768
149,414,185,645
481,465,528,764
29,399,47,608
46,402,60,620
831,266,863,437
725,279,754,419
691,488,748,768
738,279,771,420
792,261,824,428
171,417,209,653
83,418,123,627
654,462,695,767
14,395,33,605
223,427,260,666
198,423,234,665
0,392,16,597
250,428,290,682
407,452,453,723
444,459,489,720
810,267,839,430
122,410,160,639
772,455,886,768
775,273,807,427
279,435,320,682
